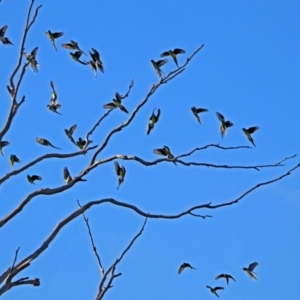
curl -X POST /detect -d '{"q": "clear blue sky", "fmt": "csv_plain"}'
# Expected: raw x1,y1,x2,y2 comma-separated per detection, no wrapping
1,1,300,299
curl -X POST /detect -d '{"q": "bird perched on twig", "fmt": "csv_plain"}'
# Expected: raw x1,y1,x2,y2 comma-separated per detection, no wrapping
160,48,185,68
45,30,64,51
242,126,259,147
243,262,259,280
114,161,126,190
147,108,160,135
216,112,234,138
191,107,208,124
153,146,174,159
178,262,196,274
63,167,87,185
151,59,167,78
0,25,13,45
36,138,60,150
27,175,42,184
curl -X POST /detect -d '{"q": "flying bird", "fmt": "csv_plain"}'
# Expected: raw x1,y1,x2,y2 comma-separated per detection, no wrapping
70,50,87,65
191,107,208,124
103,92,128,113
147,108,160,135
215,274,235,285
242,126,259,147
76,137,87,150
45,30,64,51
178,262,196,274
9,154,20,171
65,124,77,145
216,112,234,138
243,262,259,280
47,102,62,115
206,286,224,298
114,161,126,190
50,80,57,102
151,59,167,78
0,25,13,45
89,48,104,72
27,175,42,184
153,146,174,159
63,167,86,185
88,60,97,78
62,40,83,51
160,48,185,68
0,140,10,156
23,47,39,72
36,138,60,150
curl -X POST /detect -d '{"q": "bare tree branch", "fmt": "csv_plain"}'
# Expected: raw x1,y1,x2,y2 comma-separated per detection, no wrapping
96,218,147,300
77,199,105,276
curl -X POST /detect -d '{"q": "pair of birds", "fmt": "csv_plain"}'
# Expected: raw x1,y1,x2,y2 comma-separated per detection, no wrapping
0,25,13,45
64,124,90,149
178,262,259,298
151,48,185,78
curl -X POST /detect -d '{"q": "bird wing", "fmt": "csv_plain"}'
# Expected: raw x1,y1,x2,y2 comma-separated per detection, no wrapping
173,48,186,54
249,262,258,271
114,161,120,175
0,25,8,37
216,112,224,121
160,51,170,57
248,126,259,134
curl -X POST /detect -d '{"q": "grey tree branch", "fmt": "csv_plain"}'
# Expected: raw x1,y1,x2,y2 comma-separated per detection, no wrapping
96,218,147,300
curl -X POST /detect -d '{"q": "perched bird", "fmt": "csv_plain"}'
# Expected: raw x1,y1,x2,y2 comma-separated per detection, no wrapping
151,59,167,78
206,286,224,298
0,140,10,156
160,48,185,67
23,47,39,72
89,48,104,72
215,274,236,285
191,107,208,124
242,126,259,147
36,137,60,150
243,262,259,280
178,263,196,274
45,30,64,51
0,25,13,45
147,108,160,135
153,146,174,159
63,167,86,185
65,124,77,145
76,137,87,150
9,154,20,171
70,50,87,65
114,161,126,190
62,40,82,51
27,175,42,184
216,112,234,138
103,92,128,113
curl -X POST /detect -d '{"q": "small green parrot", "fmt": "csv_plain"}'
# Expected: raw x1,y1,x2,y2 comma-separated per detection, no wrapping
147,108,160,135
153,145,174,159
88,60,97,78
89,48,104,72
0,25,13,45
62,40,82,51
50,80,57,102
65,124,77,145
63,166,87,185
151,59,167,78
191,107,208,124
70,50,87,65
178,263,196,274
36,137,60,150
9,154,20,171
160,48,185,68
47,102,62,115
103,92,129,113
45,30,64,51
76,137,91,150
216,112,234,138
23,47,39,72
0,140,10,156
243,262,259,280
27,175,42,184
215,274,236,285
206,286,224,298
114,161,126,190
242,126,259,147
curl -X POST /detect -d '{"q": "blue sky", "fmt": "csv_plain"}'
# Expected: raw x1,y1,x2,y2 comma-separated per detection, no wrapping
1,0,300,299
